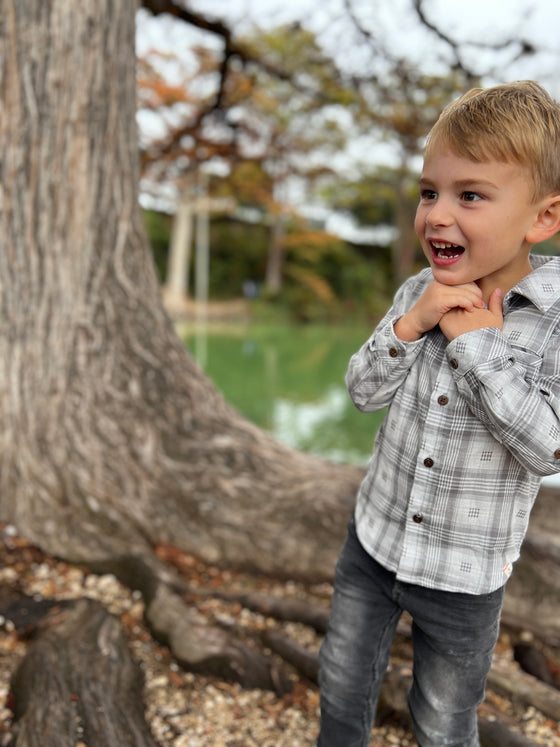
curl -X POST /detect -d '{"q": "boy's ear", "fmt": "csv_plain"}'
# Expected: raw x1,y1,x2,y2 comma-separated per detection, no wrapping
526,194,560,244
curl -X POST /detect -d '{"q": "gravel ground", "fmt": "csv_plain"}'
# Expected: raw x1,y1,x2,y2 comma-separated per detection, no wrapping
0,527,558,746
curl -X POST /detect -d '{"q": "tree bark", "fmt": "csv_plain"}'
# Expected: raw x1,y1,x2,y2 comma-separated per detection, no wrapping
262,629,320,683
477,718,542,747
3,536,559,747
487,658,560,722
0,0,361,583
144,582,292,692
501,485,560,645
211,589,331,633
9,598,157,747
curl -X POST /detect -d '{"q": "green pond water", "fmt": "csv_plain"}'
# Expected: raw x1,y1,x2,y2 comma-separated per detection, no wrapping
181,321,386,466
181,319,560,488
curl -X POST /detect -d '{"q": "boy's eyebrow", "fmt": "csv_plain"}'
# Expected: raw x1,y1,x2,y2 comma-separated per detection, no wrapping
418,176,500,191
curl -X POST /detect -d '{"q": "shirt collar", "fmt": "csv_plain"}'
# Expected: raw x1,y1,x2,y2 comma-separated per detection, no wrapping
508,254,560,313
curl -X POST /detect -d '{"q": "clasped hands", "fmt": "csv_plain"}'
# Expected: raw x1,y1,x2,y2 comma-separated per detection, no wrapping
394,280,503,342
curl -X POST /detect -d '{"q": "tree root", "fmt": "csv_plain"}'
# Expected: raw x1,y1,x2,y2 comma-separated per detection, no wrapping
8,597,157,747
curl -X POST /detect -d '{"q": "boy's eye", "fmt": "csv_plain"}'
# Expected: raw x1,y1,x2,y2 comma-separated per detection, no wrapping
420,189,437,201
461,191,481,202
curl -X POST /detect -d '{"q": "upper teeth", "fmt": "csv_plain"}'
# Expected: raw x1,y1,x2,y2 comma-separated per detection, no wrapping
432,241,462,258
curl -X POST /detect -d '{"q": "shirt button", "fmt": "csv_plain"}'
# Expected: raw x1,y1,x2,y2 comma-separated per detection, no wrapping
413,513,423,523
437,395,449,406
423,457,434,468
389,347,399,358
555,449,560,459
449,359,459,369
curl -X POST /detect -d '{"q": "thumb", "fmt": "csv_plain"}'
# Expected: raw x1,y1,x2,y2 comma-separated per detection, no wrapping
488,288,503,317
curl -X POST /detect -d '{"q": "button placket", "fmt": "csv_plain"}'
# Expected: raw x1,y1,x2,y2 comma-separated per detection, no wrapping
404,359,451,546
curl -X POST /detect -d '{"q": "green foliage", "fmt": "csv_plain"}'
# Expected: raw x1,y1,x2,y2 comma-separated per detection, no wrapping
138,15,477,305
321,169,398,226
142,207,392,323
536,234,560,256
282,230,392,322
212,161,274,210
142,209,172,282
209,217,270,298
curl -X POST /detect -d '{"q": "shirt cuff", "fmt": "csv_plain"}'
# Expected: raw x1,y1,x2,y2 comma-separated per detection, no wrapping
445,327,512,378
369,315,426,360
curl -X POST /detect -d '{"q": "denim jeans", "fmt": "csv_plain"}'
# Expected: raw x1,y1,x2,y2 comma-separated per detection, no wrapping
317,519,504,747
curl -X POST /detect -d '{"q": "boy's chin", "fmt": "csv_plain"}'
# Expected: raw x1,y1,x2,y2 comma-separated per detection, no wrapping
430,270,461,286
430,266,479,288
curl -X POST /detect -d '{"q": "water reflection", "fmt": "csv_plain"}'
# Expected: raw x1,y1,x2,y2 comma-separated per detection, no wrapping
273,387,372,464
182,321,385,465
184,321,560,481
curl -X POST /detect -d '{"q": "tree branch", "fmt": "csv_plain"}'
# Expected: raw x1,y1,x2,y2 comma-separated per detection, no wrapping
412,0,535,79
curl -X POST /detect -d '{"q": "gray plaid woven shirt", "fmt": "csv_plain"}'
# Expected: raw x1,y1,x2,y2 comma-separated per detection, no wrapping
348,254,560,594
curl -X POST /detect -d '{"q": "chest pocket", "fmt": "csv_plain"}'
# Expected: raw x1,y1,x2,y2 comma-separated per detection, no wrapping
503,302,560,382
509,347,542,382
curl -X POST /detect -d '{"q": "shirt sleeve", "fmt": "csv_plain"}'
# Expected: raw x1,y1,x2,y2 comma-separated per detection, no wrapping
345,276,426,412
446,326,560,476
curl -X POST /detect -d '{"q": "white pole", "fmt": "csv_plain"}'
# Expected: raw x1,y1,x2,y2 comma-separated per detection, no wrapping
166,192,193,298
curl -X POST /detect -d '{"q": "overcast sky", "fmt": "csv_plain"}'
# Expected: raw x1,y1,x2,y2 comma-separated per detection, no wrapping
136,0,560,220
137,0,560,176
181,0,560,95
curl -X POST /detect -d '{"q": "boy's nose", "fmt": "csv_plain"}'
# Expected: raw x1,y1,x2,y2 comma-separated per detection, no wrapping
426,201,454,228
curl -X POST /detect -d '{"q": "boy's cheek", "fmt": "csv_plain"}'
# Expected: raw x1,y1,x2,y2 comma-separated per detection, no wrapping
414,211,425,238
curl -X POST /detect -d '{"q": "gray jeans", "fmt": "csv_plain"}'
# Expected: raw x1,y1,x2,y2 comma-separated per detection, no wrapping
317,519,504,747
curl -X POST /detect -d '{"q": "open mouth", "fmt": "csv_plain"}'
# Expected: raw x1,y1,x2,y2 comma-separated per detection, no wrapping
431,241,465,260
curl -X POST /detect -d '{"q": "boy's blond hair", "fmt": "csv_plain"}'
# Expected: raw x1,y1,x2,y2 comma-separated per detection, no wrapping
425,80,560,201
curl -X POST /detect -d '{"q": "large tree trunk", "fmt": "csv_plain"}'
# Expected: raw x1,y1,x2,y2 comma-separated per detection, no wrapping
0,0,360,581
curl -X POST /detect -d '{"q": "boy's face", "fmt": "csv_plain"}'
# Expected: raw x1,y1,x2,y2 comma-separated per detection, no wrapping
415,146,540,295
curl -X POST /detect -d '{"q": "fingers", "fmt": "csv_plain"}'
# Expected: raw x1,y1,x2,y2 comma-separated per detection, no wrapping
439,287,504,340
487,287,503,317
442,286,484,312
444,282,485,309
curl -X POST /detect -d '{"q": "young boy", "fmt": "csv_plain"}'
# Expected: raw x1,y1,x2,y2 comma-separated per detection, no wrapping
318,81,560,747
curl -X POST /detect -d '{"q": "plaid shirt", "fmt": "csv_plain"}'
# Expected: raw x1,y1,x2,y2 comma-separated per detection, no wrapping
348,254,560,594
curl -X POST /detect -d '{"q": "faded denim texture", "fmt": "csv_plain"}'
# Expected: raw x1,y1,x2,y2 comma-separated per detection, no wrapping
317,519,504,747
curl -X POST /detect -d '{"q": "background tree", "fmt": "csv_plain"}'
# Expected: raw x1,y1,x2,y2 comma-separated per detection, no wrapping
0,0,361,585
137,4,477,295
138,19,360,301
